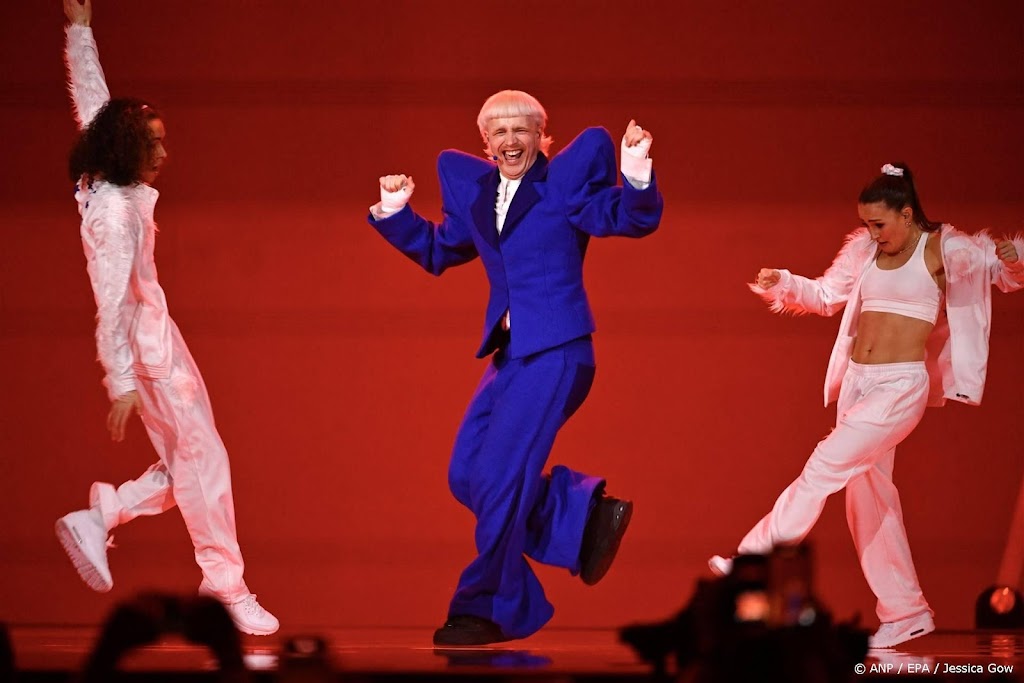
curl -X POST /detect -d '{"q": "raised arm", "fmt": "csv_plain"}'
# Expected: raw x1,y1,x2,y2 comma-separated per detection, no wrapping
367,169,478,276
64,0,110,129
562,125,663,238
749,229,873,317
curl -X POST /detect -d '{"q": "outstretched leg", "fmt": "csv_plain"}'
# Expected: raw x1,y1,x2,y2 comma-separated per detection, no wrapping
737,362,928,555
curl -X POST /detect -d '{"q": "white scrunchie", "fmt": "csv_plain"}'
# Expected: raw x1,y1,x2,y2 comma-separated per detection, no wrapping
881,163,904,177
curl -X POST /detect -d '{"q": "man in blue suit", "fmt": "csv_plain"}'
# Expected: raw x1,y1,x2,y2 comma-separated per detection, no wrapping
368,90,663,645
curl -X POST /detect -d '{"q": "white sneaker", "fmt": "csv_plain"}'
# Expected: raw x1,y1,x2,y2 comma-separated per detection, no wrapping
869,611,935,649
55,509,113,592
708,555,734,577
225,594,279,636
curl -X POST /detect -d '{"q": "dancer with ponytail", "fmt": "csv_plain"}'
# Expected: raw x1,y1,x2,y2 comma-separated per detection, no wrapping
709,163,1024,648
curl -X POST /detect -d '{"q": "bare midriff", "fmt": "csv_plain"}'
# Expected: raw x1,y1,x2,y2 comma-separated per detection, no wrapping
851,311,933,364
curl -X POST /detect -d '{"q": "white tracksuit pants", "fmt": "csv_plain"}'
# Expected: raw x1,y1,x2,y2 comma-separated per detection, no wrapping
88,325,249,604
737,360,932,622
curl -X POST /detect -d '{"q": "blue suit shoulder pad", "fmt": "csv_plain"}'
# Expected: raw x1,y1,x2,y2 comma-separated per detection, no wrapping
548,127,616,187
438,149,493,180
555,127,614,161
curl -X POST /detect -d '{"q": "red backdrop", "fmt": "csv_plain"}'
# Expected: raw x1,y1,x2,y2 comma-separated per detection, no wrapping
1,1,1022,632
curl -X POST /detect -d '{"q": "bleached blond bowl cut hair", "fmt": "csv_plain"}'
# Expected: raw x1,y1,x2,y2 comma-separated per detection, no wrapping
477,90,553,156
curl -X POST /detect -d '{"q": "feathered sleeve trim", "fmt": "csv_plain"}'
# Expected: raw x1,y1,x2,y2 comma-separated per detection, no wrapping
81,189,138,400
748,269,803,315
943,225,1024,290
747,228,872,316
65,24,111,129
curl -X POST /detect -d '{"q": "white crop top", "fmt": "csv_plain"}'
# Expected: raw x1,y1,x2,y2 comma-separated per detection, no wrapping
860,232,943,324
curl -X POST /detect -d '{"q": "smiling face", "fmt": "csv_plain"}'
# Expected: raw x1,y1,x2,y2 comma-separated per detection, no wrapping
484,115,542,180
138,118,167,185
858,201,916,255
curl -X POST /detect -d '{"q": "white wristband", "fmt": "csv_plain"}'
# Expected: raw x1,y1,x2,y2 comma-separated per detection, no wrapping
620,136,652,184
380,185,413,215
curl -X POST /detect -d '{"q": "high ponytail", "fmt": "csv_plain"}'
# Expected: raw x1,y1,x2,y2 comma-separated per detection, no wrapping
858,162,938,232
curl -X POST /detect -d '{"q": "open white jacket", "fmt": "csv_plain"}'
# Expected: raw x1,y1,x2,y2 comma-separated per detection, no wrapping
67,25,173,401
752,225,1024,407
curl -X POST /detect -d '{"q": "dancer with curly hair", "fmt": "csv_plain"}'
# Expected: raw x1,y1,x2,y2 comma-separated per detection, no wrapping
55,0,278,635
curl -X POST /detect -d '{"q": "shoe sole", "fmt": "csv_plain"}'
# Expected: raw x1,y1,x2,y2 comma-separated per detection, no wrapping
55,519,112,593
708,556,732,577
432,629,509,646
233,622,279,636
581,501,633,586
432,633,509,646
869,622,935,649
199,591,280,636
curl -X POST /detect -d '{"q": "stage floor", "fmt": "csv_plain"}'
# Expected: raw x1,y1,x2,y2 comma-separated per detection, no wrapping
7,625,1024,680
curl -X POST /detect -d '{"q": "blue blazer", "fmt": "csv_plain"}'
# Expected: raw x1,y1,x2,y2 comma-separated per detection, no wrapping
369,127,664,359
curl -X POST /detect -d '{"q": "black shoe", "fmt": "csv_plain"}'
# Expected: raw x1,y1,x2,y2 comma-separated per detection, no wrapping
432,615,509,646
579,495,633,585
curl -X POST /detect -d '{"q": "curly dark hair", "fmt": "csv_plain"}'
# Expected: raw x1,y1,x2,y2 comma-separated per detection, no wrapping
69,97,162,186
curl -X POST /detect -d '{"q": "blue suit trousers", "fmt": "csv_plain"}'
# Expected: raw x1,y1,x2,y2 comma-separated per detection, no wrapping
447,335,604,639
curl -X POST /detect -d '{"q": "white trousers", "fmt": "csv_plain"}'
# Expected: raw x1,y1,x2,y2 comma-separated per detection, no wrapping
737,360,932,622
89,325,249,603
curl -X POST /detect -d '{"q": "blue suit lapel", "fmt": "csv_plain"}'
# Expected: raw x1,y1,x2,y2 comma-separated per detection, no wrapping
471,168,500,251
500,154,548,243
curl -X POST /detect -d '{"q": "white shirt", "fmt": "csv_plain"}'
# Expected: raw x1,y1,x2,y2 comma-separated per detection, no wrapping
495,175,522,329
495,175,522,234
